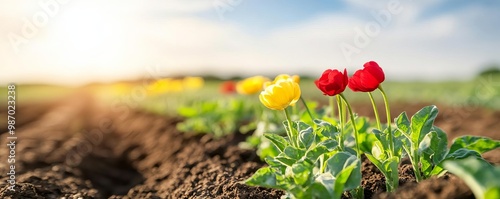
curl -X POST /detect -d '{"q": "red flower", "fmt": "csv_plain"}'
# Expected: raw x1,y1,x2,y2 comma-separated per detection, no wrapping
315,68,349,96
348,61,385,92
220,80,236,94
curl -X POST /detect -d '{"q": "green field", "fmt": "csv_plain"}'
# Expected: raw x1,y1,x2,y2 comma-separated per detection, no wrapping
0,84,74,104
1,75,499,111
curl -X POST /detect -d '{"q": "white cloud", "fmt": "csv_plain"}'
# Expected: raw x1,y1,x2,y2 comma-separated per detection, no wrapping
0,1,499,85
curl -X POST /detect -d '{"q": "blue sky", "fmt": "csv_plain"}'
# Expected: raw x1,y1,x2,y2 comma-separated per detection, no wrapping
0,0,499,85
201,0,345,30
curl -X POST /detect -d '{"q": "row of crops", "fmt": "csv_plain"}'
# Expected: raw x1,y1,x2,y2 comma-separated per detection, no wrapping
95,61,499,199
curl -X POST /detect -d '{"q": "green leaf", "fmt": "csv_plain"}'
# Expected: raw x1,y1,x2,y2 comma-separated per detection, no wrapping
395,111,410,137
325,152,361,191
372,129,389,152
449,136,500,154
446,148,481,160
298,125,315,149
257,141,280,160
177,106,198,117
485,188,500,199
410,105,439,144
344,116,368,137
358,131,377,154
291,160,313,185
393,132,409,157
317,139,339,151
265,156,284,168
314,119,339,138
429,148,482,177
443,157,500,199
431,128,449,163
284,146,304,160
428,165,446,177
305,145,328,163
315,173,336,198
275,155,296,167
365,154,399,192
371,141,386,160
264,133,288,152
365,154,382,173
283,121,311,146
419,129,448,178
355,117,369,134
245,167,283,189
245,135,261,147
309,180,334,199
419,127,448,163
293,121,311,134
333,163,357,199
385,156,400,191
201,101,218,112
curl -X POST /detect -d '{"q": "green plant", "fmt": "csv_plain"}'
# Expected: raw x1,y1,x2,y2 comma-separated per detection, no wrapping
240,100,323,160
443,157,500,199
239,110,285,159
242,61,500,198
345,61,404,192
245,120,361,199
176,98,259,137
395,105,500,181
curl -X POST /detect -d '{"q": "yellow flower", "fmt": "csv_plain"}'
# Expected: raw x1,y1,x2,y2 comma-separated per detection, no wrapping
147,78,185,95
169,79,184,92
236,76,269,95
259,79,301,110
147,78,171,95
264,74,300,88
111,83,132,95
183,76,204,90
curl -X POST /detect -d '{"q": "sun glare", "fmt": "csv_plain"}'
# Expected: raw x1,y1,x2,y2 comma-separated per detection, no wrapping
46,2,130,72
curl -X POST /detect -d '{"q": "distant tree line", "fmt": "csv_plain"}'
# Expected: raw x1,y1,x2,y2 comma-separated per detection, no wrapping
478,63,500,77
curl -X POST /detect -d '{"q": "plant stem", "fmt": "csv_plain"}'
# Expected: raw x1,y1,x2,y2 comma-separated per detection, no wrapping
284,108,297,147
367,92,382,130
300,97,314,121
319,155,326,173
329,96,336,120
378,86,394,157
340,94,364,199
339,94,361,159
412,149,424,182
336,95,345,150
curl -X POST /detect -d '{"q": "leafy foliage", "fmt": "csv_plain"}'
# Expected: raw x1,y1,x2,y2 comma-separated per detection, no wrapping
245,119,361,199
395,105,500,181
443,157,500,199
176,98,259,137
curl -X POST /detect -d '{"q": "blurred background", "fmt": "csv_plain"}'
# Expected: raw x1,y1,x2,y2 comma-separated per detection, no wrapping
0,0,499,108
1,0,499,84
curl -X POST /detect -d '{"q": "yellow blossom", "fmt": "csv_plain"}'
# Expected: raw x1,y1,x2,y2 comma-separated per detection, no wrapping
183,76,204,90
111,83,132,95
147,78,186,95
169,79,184,92
236,76,269,95
259,79,301,110
264,74,300,88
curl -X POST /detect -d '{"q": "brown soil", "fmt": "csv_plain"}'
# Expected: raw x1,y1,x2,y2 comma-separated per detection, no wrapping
1,91,499,199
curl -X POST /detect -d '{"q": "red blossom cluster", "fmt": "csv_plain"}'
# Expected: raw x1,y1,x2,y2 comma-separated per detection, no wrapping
315,61,385,96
